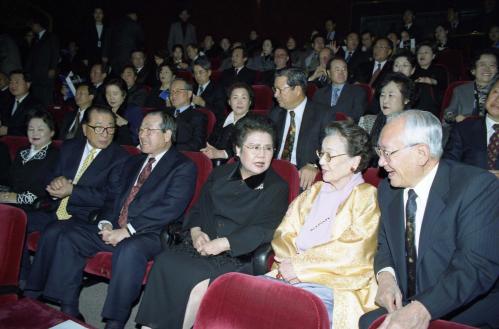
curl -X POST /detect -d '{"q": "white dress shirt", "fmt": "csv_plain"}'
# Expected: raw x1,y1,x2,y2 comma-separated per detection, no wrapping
278,97,307,165
486,114,498,144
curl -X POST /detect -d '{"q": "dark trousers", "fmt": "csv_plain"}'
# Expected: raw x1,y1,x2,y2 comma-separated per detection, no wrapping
26,220,162,322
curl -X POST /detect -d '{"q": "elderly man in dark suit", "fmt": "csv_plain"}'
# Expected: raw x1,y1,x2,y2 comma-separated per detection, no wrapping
0,70,43,136
269,68,334,190
359,110,499,329
167,78,207,151
26,110,197,329
444,79,499,174
313,57,367,122
25,15,59,107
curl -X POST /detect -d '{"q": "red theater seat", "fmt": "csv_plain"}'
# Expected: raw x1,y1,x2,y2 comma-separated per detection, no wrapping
194,272,330,329
357,83,374,106
0,205,27,304
197,108,216,137
440,80,472,120
369,315,478,329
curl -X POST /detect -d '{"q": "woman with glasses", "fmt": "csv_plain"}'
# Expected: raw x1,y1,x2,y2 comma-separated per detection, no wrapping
104,78,142,145
136,115,289,329
201,82,254,165
267,121,380,329
0,110,59,208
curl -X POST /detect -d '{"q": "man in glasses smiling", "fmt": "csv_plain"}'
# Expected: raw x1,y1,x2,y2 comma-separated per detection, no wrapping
360,110,499,329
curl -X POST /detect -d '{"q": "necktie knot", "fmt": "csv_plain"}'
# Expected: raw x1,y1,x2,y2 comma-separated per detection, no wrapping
174,109,180,118
289,110,295,119
493,124,499,132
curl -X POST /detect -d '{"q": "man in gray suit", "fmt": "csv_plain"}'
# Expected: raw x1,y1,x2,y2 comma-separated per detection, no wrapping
167,9,197,53
359,110,499,329
444,51,497,123
313,57,367,122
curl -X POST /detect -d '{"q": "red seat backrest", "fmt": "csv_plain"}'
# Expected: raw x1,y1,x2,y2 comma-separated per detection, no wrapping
306,83,318,98
210,70,222,83
0,204,27,303
176,70,194,84
251,84,274,115
270,159,300,203
197,108,217,137
194,272,330,329
181,151,213,211
356,83,374,106
335,112,348,121
434,49,466,82
0,136,29,160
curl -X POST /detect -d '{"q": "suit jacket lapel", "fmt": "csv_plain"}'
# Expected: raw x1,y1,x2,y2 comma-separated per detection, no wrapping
78,143,116,184
417,163,448,270
118,154,147,210
385,188,408,296
134,148,178,199
67,140,86,180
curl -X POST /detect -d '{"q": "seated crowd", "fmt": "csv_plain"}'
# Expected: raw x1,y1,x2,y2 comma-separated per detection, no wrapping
0,5,498,329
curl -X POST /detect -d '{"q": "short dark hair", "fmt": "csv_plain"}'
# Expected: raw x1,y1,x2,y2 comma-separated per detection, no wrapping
232,46,248,59
274,68,308,94
156,62,176,80
233,115,276,149
193,57,211,70
105,78,128,99
327,56,348,71
75,82,96,96
273,46,289,56
27,110,55,132
378,72,416,108
186,43,199,51
227,82,254,109
374,37,392,47
393,51,417,68
415,41,436,54
470,49,497,70
323,121,373,173
311,34,325,44
9,70,31,83
91,62,109,75
145,110,177,142
121,64,137,77
82,106,116,125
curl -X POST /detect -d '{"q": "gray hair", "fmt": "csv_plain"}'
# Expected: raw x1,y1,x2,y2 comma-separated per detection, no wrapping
274,68,307,94
171,77,193,91
387,110,443,159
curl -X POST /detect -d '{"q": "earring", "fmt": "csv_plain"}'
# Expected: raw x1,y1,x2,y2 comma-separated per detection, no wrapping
350,167,355,172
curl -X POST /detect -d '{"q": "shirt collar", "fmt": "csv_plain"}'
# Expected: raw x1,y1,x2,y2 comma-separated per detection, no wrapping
405,163,439,201
16,93,29,103
228,163,267,189
38,29,46,39
147,148,168,164
486,114,498,130
289,97,307,115
176,104,191,114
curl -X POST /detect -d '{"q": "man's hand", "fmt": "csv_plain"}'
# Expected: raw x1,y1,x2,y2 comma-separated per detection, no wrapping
375,271,403,313
192,95,206,107
99,228,130,246
378,301,431,329
0,125,8,136
489,170,499,179
197,237,230,256
46,176,73,198
299,164,318,190
191,227,211,250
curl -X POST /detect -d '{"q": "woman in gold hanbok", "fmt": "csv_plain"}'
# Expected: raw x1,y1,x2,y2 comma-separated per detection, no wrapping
267,121,380,329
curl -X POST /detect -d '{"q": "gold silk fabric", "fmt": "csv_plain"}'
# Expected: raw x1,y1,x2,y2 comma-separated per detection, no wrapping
268,181,380,329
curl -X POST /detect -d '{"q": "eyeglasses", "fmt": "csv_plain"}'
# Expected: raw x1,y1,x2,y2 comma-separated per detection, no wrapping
86,125,116,135
170,89,189,95
316,150,347,162
272,85,293,94
139,128,164,135
374,144,419,162
243,144,274,153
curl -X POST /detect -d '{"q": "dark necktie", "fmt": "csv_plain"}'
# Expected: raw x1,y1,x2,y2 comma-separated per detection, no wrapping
174,109,180,118
345,51,352,63
118,157,156,228
198,85,204,96
369,63,382,86
11,100,20,116
487,124,499,170
405,189,418,297
281,111,295,161
66,110,83,139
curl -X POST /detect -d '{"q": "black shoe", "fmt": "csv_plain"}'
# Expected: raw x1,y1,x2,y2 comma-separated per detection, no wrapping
104,319,125,329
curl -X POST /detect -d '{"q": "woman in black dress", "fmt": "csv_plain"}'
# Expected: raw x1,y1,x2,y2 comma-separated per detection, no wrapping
201,82,253,165
136,116,289,329
144,63,175,110
0,110,59,209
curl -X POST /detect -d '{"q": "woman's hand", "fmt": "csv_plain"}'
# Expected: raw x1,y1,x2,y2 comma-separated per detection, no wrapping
197,238,230,256
274,256,300,283
415,77,436,85
191,227,211,250
201,143,227,160
115,114,128,126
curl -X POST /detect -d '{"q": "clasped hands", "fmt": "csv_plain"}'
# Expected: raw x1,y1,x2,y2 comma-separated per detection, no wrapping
375,272,431,329
190,227,230,256
46,176,74,199
274,256,300,284
98,223,129,247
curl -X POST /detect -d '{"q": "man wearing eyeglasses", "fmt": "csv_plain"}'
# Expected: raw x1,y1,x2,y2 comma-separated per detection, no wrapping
26,110,197,329
269,68,334,190
23,106,129,283
354,37,393,93
359,110,499,329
